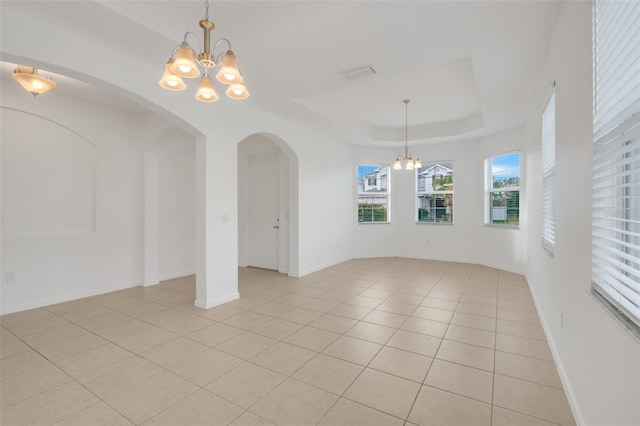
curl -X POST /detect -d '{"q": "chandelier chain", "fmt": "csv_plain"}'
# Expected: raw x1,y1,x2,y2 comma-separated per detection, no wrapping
405,99,409,151
205,0,210,21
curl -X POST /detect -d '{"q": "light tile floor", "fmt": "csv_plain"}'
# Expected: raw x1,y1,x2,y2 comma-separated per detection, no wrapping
0,258,576,425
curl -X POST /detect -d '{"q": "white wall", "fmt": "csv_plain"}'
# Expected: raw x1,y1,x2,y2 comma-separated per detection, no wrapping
1,5,358,307
1,83,144,313
156,130,196,281
353,127,527,274
524,2,640,425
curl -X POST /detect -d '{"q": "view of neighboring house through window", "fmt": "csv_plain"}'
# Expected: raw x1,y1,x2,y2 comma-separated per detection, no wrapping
358,164,390,223
416,162,454,223
542,90,556,255
484,152,520,226
591,0,640,328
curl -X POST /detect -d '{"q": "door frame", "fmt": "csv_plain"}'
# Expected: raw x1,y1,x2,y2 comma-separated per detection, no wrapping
238,133,297,276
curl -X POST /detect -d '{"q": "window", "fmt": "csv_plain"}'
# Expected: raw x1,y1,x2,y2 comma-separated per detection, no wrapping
591,0,640,328
484,152,520,226
416,162,454,223
358,164,390,223
542,90,556,255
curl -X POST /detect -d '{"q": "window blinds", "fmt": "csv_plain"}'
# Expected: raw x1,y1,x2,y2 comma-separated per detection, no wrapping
592,0,640,326
542,91,556,255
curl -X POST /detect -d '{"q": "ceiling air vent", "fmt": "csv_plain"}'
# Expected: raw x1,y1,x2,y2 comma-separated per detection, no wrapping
339,65,376,80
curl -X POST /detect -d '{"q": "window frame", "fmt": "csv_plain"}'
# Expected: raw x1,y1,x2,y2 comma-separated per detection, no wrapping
357,164,391,224
541,87,556,256
484,151,521,228
415,162,454,224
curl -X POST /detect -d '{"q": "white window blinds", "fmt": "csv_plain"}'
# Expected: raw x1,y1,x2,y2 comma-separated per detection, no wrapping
542,90,556,255
592,0,640,327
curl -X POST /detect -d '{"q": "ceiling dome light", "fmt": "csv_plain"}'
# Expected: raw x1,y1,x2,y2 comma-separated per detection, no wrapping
158,59,186,91
13,65,56,97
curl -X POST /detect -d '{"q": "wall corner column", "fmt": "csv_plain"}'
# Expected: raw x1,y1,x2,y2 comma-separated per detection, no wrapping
195,135,239,308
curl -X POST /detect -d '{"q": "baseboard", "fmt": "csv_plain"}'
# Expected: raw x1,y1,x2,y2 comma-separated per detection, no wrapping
0,280,140,315
158,269,196,282
353,253,527,276
194,292,240,309
296,255,353,277
525,272,585,426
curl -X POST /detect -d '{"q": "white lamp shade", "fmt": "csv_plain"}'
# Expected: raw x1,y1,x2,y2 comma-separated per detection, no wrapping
414,158,422,169
405,158,414,170
170,44,200,78
215,50,242,85
225,82,249,99
393,158,402,170
159,59,186,91
13,66,56,96
195,75,219,102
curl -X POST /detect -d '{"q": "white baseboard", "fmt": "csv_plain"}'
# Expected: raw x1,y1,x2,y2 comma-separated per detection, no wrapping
158,269,196,282
194,292,240,309
353,253,526,276
0,280,139,315
296,255,353,277
525,272,585,426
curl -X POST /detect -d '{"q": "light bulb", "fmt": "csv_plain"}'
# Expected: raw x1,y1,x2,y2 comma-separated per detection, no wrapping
178,65,192,73
224,73,236,81
406,158,414,170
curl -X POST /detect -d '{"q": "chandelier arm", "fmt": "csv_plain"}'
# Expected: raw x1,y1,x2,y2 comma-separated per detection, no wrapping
183,31,202,55
213,38,232,57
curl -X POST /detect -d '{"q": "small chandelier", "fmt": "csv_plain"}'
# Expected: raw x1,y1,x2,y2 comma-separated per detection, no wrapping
13,65,56,97
393,99,422,170
159,0,249,102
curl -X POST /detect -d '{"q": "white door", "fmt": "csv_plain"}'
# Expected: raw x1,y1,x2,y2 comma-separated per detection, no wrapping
248,152,279,269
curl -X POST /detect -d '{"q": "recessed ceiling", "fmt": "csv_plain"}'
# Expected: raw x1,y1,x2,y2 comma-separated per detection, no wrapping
1,1,563,147
297,57,484,142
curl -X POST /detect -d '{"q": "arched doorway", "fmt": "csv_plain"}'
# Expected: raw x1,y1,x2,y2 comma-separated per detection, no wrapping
238,133,299,276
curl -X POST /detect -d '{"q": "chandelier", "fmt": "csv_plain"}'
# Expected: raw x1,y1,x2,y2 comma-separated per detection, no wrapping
158,0,249,102
393,99,422,170
13,65,56,97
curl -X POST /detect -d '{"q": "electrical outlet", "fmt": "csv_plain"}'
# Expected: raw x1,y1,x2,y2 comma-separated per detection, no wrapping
6,271,16,283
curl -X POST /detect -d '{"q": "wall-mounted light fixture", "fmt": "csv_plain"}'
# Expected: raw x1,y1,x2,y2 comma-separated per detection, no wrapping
13,65,56,97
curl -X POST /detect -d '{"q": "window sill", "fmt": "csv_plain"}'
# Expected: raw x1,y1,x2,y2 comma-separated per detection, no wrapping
415,222,453,225
357,222,391,225
589,288,640,343
484,224,520,229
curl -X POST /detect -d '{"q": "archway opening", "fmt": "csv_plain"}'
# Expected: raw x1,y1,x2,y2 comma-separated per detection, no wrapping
238,133,299,277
